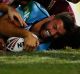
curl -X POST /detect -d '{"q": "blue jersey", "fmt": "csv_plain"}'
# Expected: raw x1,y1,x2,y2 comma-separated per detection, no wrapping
16,1,51,51
16,1,49,29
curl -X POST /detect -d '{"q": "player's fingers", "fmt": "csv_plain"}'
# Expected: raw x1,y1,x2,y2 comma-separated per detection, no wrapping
17,16,27,27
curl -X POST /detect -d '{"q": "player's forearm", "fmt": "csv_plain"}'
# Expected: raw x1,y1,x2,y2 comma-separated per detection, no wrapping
35,18,49,27
13,28,33,38
0,24,32,38
0,17,32,38
31,17,50,32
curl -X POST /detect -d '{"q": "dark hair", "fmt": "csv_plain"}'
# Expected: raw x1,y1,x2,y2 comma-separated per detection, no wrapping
49,12,80,49
55,12,75,33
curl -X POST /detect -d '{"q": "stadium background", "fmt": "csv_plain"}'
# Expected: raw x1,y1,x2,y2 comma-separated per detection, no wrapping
69,1,80,26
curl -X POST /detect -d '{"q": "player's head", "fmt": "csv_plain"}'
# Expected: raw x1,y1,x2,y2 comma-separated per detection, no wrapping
39,12,75,39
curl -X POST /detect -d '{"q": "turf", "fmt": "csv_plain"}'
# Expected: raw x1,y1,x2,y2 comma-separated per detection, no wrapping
0,49,80,74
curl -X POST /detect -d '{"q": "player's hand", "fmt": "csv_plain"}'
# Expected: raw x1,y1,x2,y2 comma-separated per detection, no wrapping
24,33,39,52
8,7,27,27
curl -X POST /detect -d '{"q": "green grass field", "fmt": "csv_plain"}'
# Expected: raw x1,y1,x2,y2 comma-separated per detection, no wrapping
0,49,80,74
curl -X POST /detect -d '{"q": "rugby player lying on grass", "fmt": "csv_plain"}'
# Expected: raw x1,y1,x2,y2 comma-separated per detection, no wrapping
0,0,77,51
0,11,75,51
11,0,77,51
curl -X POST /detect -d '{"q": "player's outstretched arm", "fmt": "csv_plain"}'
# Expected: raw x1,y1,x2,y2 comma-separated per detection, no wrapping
0,14,39,52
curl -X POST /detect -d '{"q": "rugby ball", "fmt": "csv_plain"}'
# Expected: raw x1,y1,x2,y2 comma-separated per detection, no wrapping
6,37,24,52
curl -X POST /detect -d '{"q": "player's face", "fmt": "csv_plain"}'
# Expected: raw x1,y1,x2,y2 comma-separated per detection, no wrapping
40,19,66,39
